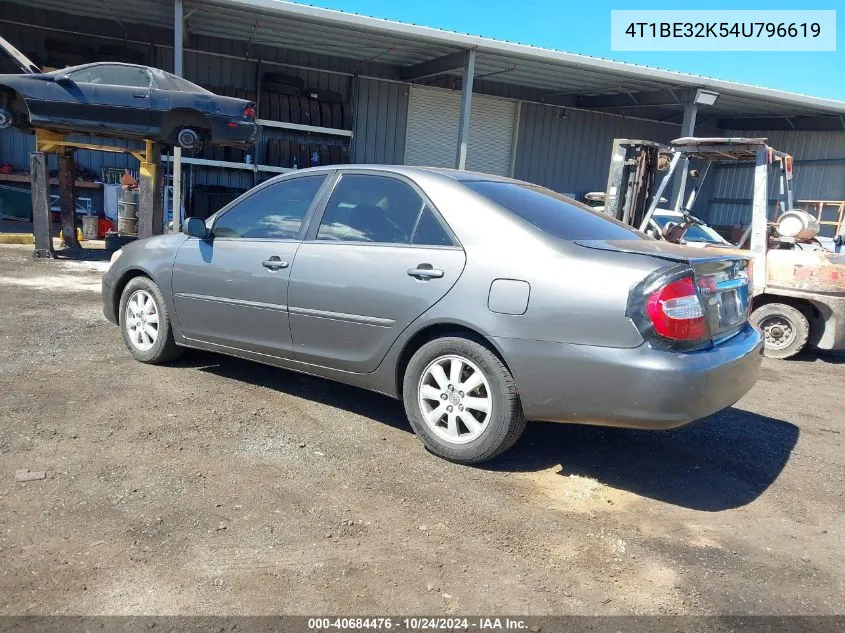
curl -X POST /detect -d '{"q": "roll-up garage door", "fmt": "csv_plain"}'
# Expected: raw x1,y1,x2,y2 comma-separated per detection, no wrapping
404,85,518,177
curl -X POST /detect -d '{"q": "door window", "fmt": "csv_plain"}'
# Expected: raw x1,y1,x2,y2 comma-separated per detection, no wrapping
212,175,327,239
316,174,427,244
412,206,454,247
68,65,151,88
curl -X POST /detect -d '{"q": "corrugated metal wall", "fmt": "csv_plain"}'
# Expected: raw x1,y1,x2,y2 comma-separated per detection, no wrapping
702,130,845,233
350,78,407,165
512,103,678,200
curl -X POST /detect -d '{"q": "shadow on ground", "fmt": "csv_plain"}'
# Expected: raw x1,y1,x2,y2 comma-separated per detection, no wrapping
487,408,799,511
176,351,799,512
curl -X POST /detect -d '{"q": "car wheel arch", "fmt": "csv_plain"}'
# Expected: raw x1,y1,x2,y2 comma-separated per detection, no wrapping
0,86,31,124
112,268,155,324
161,108,212,142
394,322,514,398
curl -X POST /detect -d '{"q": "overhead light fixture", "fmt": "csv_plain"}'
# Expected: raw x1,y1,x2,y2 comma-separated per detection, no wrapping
693,89,720,106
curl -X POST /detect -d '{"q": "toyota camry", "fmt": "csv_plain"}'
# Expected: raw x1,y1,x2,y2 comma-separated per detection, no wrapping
102,165,763,463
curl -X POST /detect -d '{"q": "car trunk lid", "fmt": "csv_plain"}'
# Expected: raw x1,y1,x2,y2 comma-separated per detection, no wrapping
576,239,752,343
0,36,41,74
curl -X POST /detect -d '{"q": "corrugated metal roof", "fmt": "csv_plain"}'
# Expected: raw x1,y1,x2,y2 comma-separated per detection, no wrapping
10,0,845,120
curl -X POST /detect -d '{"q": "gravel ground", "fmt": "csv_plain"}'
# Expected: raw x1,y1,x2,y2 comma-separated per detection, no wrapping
0,244,842,615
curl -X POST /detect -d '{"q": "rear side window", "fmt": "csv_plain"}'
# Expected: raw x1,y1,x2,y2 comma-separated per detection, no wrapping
463,181,646,241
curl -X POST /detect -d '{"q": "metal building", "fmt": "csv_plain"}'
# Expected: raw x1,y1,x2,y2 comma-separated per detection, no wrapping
2,0,844,230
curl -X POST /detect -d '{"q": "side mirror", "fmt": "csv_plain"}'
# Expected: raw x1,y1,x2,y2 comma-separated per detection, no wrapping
55,73,73,85
184,217,210,239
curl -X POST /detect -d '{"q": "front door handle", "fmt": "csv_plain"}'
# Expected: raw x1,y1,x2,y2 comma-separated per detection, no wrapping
262,256,289,271
407,265,444,280
133,92,149,99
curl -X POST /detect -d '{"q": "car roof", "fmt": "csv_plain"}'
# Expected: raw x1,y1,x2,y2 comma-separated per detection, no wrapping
286,164,530,185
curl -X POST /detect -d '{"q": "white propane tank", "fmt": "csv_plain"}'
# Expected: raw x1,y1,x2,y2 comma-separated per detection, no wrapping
776,209,821,242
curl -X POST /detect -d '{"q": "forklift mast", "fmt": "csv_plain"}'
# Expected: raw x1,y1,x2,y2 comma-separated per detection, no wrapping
604,137,795,292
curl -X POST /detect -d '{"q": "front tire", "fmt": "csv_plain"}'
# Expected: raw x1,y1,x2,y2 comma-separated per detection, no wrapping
402,335,526,464
119,277,182,364
750,302,810,359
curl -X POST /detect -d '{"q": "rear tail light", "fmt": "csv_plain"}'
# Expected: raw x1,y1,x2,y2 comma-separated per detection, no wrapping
646,276,708,341
627,266,711,350
242,104,256,120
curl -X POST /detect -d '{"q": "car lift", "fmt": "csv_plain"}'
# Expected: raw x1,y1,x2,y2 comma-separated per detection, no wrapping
30,129,164,258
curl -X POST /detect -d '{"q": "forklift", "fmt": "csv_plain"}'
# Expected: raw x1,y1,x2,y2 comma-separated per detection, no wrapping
603,136,845,359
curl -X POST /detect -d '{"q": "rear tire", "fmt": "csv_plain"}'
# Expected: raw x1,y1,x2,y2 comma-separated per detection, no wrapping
751,302,810,359
176,127,202,151
119,277,183,364
402,335,526,464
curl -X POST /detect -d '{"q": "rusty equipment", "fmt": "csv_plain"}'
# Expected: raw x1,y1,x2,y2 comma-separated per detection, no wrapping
604,136,845,359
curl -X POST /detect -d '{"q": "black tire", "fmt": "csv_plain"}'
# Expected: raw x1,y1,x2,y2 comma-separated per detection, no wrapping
262,72,304,90
98,44,147,65
309,99,321,127
339,144,349,164
279,94,291,122
298,143,309,169
320,102,332,129
259,92,272,119
318,144,330,167
307,143,320,167
279,139,291,167
118,277,183,364
328,144,341,165
289,95,302,124
402,335,526,464
751,302,810,359
330,102,343,130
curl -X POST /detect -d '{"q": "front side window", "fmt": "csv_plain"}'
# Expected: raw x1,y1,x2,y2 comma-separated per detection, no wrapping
70,64,151,88
213,175,326,239
463,180,646,241
316,174,426,244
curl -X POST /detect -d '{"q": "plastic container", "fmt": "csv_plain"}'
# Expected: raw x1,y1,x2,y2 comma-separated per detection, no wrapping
82,215,99,240
776,209,821,242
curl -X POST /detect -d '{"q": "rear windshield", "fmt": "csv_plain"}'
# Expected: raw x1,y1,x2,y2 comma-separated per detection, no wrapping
463,181,646,241
159,71,211,94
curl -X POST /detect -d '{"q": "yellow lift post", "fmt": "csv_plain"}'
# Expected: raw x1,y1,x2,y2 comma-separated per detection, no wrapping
31,129,164,258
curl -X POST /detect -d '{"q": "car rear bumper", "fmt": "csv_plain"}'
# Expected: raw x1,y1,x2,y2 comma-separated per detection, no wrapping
494,323,764,429
211,119,258,147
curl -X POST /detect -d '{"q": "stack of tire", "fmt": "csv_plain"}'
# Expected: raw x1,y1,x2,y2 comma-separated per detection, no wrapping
189,185,247,220
43,39,148,70
259,72,352,130
263,138,349,169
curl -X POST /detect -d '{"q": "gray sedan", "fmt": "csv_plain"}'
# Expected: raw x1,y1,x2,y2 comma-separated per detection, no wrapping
102,166,763,463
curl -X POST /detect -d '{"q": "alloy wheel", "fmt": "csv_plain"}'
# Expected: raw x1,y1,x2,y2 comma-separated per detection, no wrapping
417,354,492,445
124,289,160,352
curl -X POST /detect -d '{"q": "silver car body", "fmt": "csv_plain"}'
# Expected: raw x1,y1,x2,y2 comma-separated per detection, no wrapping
103,165,763,428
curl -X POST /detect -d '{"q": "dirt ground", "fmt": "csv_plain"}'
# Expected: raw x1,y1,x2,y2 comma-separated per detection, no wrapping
0,244,842,616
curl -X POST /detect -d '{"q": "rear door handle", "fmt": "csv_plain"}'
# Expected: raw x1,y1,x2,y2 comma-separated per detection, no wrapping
133,92,149,99
262,256,289,271
407,265,444,280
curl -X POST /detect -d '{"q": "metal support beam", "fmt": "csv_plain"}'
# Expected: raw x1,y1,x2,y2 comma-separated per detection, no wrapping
455,49,475,171
401,51,467,81
30,152,54,259
576,88,681,110
671,102,698,211
174,0,184,76
750,146,769,293
138,142,163,239
172,0,184,232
